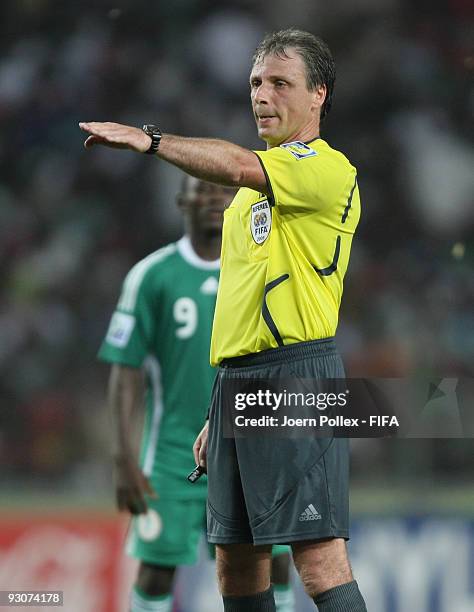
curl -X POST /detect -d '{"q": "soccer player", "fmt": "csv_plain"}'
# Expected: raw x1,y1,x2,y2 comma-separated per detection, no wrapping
81,28,366,612
98,176,294,612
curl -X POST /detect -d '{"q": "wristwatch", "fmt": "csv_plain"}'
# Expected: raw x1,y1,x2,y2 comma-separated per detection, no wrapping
142,124,162,154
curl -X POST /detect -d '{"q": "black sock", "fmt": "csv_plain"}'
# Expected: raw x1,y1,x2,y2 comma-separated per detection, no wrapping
313,580,367,611
223,586,276,611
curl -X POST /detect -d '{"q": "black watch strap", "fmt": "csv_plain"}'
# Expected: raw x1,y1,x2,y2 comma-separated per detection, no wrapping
142,124,162,154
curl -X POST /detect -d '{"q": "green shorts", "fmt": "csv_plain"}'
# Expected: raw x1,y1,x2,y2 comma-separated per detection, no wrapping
207,339,350,546
126,496,207,567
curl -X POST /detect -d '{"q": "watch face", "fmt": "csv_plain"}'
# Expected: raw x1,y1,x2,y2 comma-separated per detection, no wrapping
142,125,161,153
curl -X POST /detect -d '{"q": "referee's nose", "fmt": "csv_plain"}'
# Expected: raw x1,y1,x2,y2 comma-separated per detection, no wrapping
254,85,270,106
252,79,272,105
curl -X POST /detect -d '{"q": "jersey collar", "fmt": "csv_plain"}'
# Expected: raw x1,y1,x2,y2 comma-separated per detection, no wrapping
302,136,321,145
177,235,220,270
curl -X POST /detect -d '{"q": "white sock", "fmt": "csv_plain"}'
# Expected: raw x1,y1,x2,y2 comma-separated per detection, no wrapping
130,586,173,612
274,585,295,612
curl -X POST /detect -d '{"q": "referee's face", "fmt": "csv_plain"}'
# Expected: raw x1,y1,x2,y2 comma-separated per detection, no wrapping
250,49,325,148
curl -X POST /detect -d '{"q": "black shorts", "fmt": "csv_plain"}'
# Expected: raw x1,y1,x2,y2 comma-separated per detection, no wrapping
206,339,350,546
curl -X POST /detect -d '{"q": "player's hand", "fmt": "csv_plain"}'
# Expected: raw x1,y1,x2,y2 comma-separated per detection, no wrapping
79,122,151,153
113,454,157,515
193,420,209,472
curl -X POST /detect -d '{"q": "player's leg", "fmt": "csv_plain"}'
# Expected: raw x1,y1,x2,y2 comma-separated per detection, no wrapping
131,563,175,612
127,497,205,612
271,547,294,612
217,543,276,611
292,538,366,611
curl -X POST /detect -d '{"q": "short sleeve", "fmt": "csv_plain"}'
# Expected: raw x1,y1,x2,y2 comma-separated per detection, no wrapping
254,141,339,213
98,267,158,368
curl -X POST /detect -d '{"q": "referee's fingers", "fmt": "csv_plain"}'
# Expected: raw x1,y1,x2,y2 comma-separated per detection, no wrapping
193,437,201,466
84,134,101,148
198,440,207,469
194,421,209,467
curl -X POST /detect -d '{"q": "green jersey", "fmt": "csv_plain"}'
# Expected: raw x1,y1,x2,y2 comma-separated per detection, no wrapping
98,236,219,500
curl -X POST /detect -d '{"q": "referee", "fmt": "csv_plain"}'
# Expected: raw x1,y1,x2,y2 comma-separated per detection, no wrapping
81,28,366,612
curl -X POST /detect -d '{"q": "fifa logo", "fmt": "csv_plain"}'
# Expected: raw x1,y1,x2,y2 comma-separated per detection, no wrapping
254,212,267,227
251,200,272,245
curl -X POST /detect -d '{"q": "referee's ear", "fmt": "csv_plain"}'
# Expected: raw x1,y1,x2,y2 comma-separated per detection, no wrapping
312,84,327,116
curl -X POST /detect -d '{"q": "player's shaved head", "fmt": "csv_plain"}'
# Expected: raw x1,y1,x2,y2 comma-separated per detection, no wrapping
253,28,335,120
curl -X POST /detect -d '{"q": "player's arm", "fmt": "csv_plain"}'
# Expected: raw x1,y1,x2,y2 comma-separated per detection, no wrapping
108,363,156,514
79,122,268,193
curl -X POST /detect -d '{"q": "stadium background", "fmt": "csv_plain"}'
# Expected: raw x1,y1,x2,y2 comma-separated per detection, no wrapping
0,0,473,610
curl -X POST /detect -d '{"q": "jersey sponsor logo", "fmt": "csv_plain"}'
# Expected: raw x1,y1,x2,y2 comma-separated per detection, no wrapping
200,276,219,295
105,312,136,348
137,508,163,541
251,199,272,244
298,504,322,521
280,140,317,160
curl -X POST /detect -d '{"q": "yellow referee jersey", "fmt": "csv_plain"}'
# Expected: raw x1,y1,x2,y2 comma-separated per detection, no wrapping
210,137,360,366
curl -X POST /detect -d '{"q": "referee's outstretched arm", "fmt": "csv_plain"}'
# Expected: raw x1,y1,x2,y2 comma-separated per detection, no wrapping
79,121,269,193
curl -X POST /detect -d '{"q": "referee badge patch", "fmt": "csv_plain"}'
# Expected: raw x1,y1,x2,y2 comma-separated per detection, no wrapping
280,141,317,160
251,199,271,244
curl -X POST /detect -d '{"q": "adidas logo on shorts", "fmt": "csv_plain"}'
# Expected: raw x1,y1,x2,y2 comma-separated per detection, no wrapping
299,504,322,521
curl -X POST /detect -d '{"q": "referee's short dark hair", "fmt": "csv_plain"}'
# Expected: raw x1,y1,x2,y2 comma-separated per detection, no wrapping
253,28,335,120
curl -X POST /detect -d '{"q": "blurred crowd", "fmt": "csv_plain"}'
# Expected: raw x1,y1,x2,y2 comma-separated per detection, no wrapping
0,0,473,492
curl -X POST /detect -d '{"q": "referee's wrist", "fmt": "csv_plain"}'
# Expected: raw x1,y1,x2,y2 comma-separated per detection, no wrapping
142,124,162,154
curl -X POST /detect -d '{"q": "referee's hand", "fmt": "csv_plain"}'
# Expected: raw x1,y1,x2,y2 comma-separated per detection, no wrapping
193,421,209,473
79,121,151,153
